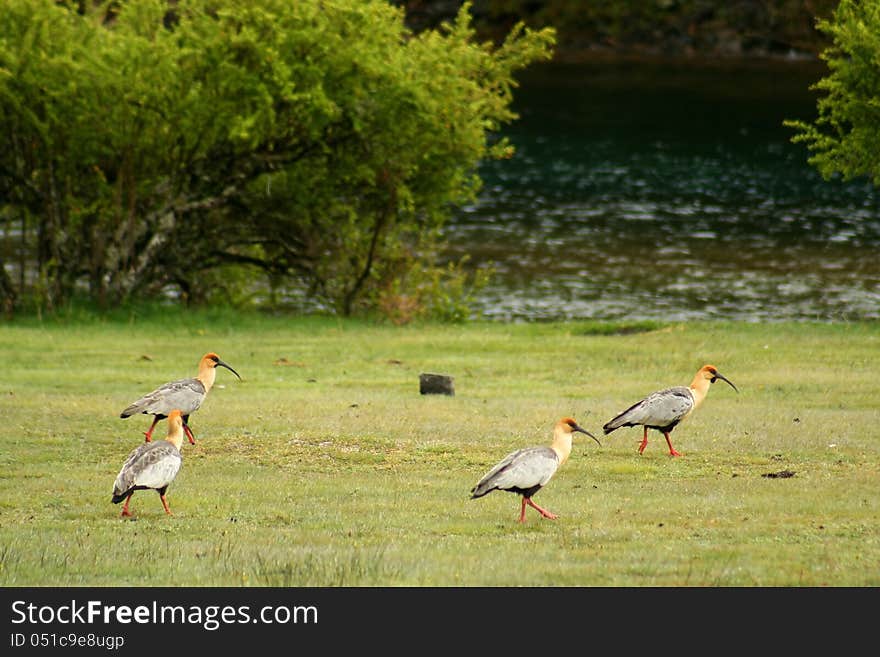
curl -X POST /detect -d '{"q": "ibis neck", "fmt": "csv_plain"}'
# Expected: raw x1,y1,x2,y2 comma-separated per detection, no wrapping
166,427,184,451
689,374,711,408
197,363,217,391
550,428,573,466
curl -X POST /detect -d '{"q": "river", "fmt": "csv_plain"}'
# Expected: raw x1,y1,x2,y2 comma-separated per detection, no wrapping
443,57,880,322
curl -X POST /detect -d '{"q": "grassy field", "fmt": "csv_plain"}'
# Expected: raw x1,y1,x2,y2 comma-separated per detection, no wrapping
0,309,878,586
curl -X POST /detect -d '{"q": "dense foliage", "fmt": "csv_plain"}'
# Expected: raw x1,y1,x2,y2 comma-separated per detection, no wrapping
786,0,880,186
0,0,554,317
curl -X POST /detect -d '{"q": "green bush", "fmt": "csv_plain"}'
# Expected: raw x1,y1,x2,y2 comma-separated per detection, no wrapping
785,0,880,185
0,0,554,317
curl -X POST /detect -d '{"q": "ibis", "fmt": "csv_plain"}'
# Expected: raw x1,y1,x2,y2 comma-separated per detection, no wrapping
470,417,600,523
112,409,186,518
120,352,241,444
602,364,738,456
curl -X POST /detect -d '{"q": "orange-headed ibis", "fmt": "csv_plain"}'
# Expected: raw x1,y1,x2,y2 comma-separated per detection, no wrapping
120,352,241,444
470,417,600,523
112,409,186,518
603,364,737,456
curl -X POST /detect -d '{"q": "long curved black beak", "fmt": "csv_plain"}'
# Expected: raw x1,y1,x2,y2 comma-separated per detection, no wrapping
217,359,242,380
574,424,602,446
713,372,738,393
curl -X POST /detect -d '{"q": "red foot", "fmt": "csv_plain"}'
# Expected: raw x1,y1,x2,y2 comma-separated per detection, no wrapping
184,424,196,445
638,427,649,454
121,493,134,517
526,498,558,520
144,416,159,442
161,495,173,515
664,432,681,457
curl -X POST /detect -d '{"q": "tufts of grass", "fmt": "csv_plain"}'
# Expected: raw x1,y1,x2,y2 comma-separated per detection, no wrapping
251,548,399,586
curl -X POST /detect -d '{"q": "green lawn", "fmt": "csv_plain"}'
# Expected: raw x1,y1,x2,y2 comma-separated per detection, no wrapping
1,310,877,586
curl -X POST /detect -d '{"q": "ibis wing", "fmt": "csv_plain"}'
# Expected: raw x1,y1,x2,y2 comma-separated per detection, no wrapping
120,378,206,418
114,443,151,490
471,446,559,497
113,442,182,497
604,386,694,432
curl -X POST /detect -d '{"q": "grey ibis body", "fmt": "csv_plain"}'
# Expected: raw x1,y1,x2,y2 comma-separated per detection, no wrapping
112,409,186,517
602,364,737,456
120,352,240,444
470,417,600,522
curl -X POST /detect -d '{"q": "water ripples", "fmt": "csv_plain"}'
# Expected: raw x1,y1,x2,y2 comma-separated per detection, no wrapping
442,61,880,322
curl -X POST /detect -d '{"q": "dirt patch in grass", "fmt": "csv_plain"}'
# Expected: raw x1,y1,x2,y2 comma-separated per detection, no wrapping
762,470,797,478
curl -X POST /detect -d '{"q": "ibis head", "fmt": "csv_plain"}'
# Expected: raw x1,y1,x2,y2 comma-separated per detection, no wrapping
559,417,601,446
202,352,241,380
698,365,738,393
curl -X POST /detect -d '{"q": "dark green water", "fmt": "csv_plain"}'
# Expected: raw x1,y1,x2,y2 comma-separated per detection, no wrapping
444,58,880,321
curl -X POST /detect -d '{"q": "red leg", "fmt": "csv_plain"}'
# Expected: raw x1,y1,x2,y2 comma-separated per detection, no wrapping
183,422,196,445
664,432,682,457
121,492,134,517
143,416,160,442
638,426,649,454
160,493,173,515
519,497,528,523
526,498,558,520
